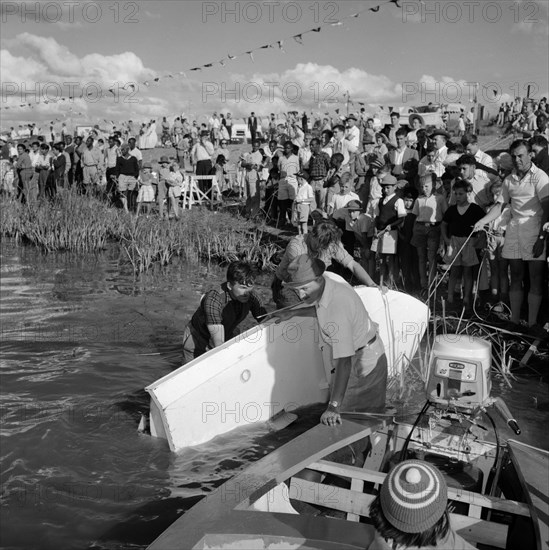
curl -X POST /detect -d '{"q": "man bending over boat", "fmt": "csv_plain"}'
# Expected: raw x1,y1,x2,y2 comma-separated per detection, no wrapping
182,262,267,363
275,255,387,425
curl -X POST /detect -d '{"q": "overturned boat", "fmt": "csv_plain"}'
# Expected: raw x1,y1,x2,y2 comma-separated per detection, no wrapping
145,282,429,451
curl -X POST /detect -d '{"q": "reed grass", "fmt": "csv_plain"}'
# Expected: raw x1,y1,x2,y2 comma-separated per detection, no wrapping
0,190,282,273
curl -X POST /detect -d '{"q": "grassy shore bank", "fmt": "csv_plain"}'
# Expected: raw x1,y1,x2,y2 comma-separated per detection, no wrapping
0,190,282,273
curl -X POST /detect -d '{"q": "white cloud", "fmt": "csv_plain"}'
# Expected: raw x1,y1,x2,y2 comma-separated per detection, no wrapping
511,0,549,35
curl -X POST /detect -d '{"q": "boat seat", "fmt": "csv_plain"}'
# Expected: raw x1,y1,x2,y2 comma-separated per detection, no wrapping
290,462,518,550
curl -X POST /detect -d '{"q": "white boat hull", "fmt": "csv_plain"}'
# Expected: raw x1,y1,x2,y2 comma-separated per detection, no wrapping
145,283,428,451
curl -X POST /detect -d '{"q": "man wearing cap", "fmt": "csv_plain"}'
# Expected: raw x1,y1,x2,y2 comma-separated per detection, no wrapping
274,255,387,424
368,460,475,549
345,114,361,149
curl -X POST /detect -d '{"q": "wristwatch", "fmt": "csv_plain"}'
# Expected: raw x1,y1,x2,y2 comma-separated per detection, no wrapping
328,400,340,410
538,235,545,240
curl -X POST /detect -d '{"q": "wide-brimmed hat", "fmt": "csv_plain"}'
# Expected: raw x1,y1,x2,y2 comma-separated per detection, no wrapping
379,460,447,534
345,200,362,211
430,129,451,140
408,114,425,127
284,255,325,288
375,132,389,143
380,174,398,186
158,155,170,164
143,162,153,169
346,114,358,121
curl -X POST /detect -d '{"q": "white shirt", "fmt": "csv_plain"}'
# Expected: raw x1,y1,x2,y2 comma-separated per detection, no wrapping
129,147,142,162
503,164,549,220
329,191,359,212
332,138,357,166
346,126,360,149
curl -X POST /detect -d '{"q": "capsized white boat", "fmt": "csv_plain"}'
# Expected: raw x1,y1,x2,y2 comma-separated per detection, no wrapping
145,277,428,452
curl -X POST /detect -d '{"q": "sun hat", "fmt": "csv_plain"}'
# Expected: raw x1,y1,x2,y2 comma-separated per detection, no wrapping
346,114,358,121
408,114,424,127
370,158,385,171
380,174,398,186
380,460,448,534
284,255,326,288
158,155,170,164
143,162,153,169
345,200,362,211
375,133,389,143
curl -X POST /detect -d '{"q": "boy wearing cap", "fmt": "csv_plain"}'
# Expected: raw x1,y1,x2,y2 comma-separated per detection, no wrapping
274,255,387,423
368,460,475,549
333,199,370,257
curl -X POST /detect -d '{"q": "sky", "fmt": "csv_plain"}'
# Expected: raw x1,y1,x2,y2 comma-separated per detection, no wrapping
0,0,548,128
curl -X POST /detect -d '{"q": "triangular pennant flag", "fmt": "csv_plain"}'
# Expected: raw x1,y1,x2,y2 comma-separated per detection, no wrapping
204,63,213,68
228,54,236,59
219,59,226,66
154,77,160,82
277,40,285,52
370,5,380,12
335,108,339,114
143,81,150,86
178,71,187,77
311,27,321,32
390,0,401,7
190,67,201,71
124,83,136,91
293,34,303,44
331,21,342,26
260,44,270,49
108,88,115,95
359,102,365,106
492,89,498,97
380,105,384,110
351,13,360,18
247,51,254,62
167,74,173,78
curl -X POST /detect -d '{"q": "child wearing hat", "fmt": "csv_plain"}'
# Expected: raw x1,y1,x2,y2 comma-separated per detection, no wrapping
136,162,156,217
374,133,389,164
368,460,475,549
292,171,314,235
371,174,407,286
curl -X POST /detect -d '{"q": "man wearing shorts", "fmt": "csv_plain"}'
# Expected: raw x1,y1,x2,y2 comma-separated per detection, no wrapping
475,140,549,332
115,144,139,212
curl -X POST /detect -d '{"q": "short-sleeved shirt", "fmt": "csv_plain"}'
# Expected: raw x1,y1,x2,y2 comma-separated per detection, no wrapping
276,235,354,281
502,164,549,221
443,203,485,237
413,193,448,223
190,283,266,344
316,276,376,372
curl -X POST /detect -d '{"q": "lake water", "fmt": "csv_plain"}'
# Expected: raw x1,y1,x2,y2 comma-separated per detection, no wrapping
1,240,547,550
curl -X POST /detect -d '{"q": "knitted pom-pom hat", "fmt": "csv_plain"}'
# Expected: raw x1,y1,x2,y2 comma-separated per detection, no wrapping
380,460,447,534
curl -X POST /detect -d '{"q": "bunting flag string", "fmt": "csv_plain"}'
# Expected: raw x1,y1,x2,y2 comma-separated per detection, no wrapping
3,0,403,111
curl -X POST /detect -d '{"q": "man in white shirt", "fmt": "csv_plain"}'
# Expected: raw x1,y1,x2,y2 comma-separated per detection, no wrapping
298,134,312,171
127,137,143,170
473,139,549,334
345,114,361,149
462,133,496,185
429,129,450,165
332,124,357,168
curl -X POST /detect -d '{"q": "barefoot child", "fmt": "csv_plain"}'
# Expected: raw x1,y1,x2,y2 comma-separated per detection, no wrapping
136,162,156,216
441,179,485,313
166,161,183,219
292,171,314,234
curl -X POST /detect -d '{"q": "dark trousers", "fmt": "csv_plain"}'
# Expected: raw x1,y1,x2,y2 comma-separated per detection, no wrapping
196,159,212,194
